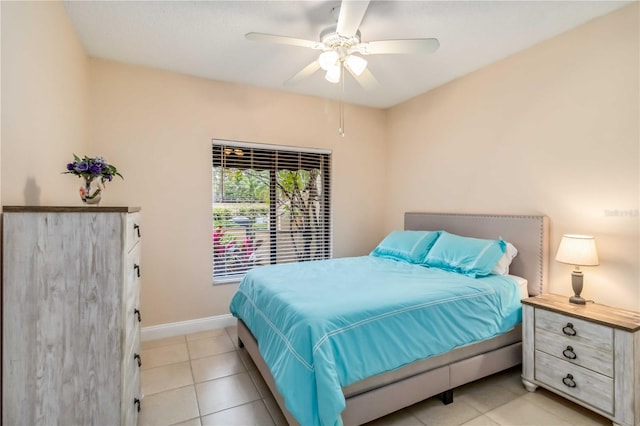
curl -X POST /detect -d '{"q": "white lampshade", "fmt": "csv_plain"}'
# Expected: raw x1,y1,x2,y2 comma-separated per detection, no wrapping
344,55,367,76
555,234,599,266
325,64,341,83
319,51,339,71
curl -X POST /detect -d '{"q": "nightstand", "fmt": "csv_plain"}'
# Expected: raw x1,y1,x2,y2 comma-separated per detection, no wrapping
521,294,640,426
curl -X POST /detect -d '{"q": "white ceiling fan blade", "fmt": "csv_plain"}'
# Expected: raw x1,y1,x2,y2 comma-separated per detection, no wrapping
359,38,440,55
284,60,321,86
347,66,380,92
246,32,323,49
336,0,370,38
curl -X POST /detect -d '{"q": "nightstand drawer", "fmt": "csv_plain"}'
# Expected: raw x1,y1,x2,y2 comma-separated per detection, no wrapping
535,328,613,377
535,309,612,351
535,351,613,415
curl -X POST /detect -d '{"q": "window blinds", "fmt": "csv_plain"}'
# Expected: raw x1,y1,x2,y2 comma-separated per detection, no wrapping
212,140,332,282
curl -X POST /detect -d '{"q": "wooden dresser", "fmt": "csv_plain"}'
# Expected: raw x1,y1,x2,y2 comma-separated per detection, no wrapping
2,206,143,426
522,293,640,426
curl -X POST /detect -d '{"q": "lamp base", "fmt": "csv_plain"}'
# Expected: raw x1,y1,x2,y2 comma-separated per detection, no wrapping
569,269,585,305
569,295,586,305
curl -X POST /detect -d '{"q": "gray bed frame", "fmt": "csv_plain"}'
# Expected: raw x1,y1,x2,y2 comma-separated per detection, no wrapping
237,212,549,425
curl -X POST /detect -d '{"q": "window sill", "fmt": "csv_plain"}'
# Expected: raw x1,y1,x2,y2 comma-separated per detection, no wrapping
212,274,244,285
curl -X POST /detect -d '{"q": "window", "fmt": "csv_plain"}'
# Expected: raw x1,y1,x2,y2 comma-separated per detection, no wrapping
212,140,332,283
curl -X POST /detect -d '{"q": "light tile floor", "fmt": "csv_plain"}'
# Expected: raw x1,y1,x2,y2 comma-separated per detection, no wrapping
139,326,610,426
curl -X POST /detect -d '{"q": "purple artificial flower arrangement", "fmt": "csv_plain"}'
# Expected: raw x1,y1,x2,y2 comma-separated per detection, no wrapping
64,154,123,183
64,155,123,204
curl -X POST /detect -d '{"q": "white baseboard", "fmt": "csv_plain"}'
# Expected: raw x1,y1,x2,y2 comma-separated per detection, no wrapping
141,314,237,341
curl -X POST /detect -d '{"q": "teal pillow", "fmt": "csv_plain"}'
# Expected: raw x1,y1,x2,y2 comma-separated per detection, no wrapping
423,231,506,277
370,230,441,264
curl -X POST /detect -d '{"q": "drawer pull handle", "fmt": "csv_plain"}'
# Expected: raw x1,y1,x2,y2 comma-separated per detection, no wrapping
134,308,142,323
562,374,577,388
134,353,142,368
134,224,141,238
134,398,141,412
562,346,577,360
134,264,140,278
562,323,577,336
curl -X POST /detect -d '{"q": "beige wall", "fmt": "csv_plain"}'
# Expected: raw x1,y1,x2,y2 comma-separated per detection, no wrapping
386,4,639,311
1,1,89,206
2,1,638,327
88,59,388,325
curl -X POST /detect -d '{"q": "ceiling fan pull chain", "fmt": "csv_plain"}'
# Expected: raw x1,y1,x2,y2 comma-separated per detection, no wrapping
339,63,345,137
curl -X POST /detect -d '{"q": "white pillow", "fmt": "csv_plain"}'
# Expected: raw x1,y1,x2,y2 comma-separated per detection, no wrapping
508,274,529,299
492,242,518,275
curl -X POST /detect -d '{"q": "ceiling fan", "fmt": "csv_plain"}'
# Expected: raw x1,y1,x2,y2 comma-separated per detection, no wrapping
245,0,440,91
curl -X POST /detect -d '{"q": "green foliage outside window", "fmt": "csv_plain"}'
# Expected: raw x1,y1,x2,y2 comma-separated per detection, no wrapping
212,145,330,280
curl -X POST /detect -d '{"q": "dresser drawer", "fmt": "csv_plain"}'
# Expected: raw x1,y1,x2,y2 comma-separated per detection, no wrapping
123,321,141,424
125,244,141,312
125,299,142,362
535,328,613,377
123,322,141,380
123,384,140,426
126,213,141,253
535,351,613,415
123,349,141,426
535,309,612,351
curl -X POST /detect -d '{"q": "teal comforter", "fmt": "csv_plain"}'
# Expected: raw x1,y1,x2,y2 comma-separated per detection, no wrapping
229,256,522,426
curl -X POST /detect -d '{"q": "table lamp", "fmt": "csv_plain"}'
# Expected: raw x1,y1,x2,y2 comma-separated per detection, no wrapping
555,234,599,305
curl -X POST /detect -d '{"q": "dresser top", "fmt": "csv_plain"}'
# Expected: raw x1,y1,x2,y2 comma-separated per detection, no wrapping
522,293,640,332
3,206,140,213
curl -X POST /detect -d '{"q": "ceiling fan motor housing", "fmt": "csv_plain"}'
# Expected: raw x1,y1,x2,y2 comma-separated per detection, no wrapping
320,25,361,50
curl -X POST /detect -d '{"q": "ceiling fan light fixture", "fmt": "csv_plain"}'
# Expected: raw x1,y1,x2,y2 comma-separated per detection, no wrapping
325,64,341,83
319,50,340,71
344,54,367,76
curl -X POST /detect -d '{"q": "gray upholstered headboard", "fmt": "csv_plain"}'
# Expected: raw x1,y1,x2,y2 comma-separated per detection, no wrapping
404,212,549,296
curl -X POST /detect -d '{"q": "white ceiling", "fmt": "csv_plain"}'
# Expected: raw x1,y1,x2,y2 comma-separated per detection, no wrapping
63,1,630,109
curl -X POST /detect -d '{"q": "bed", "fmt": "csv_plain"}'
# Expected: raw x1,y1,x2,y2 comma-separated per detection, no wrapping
231,212,549,425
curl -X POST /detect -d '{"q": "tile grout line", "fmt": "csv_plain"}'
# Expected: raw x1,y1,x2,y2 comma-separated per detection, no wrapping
148,331,604,426
140,337,190,371
185,335,204,424
141,336,189,353
226,326,279,426
139,384,201,426
191,327,259,422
